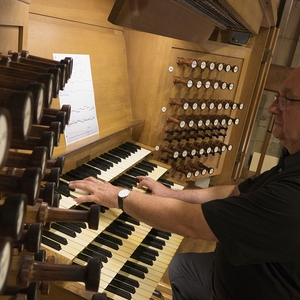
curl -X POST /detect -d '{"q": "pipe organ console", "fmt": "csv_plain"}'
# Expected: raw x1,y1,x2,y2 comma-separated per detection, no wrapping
0,0,280,299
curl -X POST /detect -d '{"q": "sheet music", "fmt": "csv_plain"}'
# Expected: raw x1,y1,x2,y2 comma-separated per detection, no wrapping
53,53,99,145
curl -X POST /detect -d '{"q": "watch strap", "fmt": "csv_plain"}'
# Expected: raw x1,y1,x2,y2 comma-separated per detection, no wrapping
118,195,124,211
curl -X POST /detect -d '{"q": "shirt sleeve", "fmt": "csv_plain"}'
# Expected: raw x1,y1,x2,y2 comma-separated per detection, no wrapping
202,178,300,265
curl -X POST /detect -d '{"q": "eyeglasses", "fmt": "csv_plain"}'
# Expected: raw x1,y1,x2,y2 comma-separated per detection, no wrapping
274,95,300,111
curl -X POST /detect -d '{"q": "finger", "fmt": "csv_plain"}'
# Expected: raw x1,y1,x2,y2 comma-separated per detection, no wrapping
83,176,101,183
69,180,94,192
74,194,96,204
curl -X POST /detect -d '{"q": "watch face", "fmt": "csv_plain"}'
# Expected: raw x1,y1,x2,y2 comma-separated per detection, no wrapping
119,189,130,198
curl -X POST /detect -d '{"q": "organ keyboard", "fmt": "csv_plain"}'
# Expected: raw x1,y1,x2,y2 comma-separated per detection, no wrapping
41,142,184,299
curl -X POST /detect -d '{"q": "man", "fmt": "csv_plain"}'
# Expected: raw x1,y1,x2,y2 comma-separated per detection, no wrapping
69,66,300,299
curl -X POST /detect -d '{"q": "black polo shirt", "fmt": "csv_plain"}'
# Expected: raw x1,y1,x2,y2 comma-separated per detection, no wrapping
202,149,300,299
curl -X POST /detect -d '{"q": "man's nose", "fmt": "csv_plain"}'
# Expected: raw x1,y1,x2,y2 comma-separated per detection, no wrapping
268,99,280,114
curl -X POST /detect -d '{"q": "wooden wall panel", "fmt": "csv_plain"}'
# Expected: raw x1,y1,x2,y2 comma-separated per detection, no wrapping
27,2,134,158
0,0,30,51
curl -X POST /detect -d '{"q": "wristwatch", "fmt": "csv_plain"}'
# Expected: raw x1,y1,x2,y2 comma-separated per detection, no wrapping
118,189,131,211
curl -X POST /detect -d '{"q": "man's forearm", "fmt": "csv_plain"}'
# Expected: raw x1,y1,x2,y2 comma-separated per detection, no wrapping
123,190,217,241
169,184,240,204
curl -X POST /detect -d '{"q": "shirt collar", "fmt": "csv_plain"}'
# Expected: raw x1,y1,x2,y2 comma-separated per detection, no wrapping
280,148,300,170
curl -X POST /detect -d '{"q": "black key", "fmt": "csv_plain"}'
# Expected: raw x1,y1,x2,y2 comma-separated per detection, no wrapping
120,264,145,279
121,174,139,185
145,234,166,246
125,260,148,274
136,245,159,257
68,169,90,179
124,142,141,150
80,249,108,263
41,236,61,250
74,204,88,211
99,232,123,246
109,148,129,159
118,144,137,153
141,160,158,168
94,236,119,250
109,278,136,294
51,223,76,238
135,162,153,172
85,244,112,258
42,230,68,245
158,177,174,187
101,153,121,163
138,161,155,171
115,274,139,288
142,237,163,250
108,222,132,235
111,179,132,189
116,146,132,156
106,225,129,239
77,252,93,262
105,285,131,299
94,156,114,168
61,173,77,182
56,222,82,233
126,169,144,177
128,167,148,176
77,164,100,177
114,219,135,232
133,247,157,261
56,181,70,197
70,221,87,229
131,251,153,265
118,213,140,225
150,228,171,240
86,160,107,171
